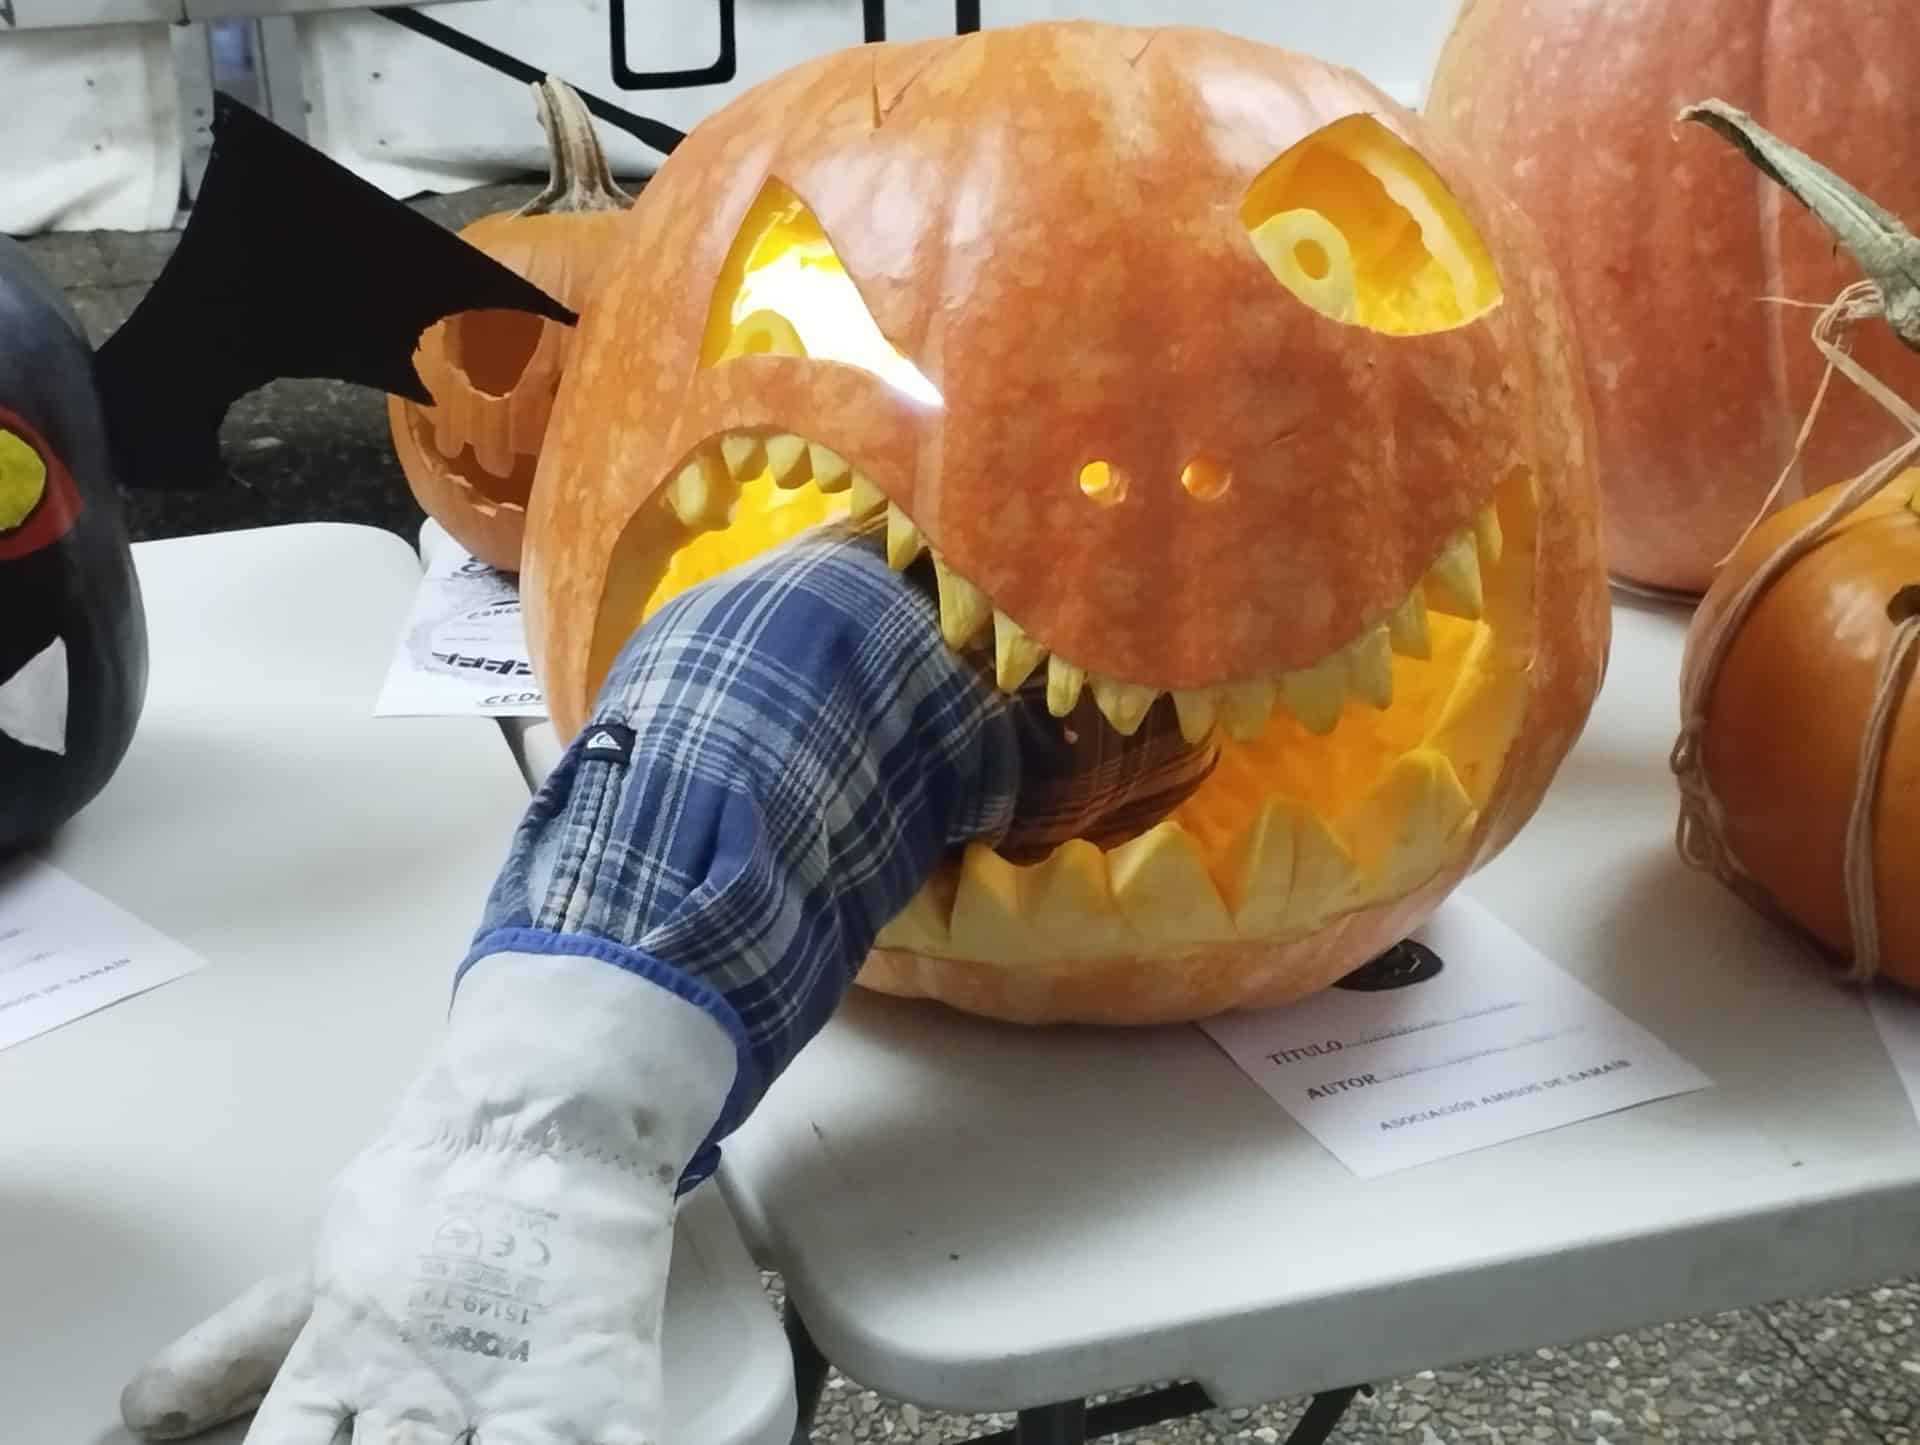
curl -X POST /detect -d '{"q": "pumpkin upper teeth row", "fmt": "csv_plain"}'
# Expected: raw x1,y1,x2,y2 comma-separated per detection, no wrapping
668,425,1505,743
649,427,1524,955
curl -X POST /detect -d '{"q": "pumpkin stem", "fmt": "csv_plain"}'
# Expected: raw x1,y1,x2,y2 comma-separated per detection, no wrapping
1678,99,1920,353
519,75,632,217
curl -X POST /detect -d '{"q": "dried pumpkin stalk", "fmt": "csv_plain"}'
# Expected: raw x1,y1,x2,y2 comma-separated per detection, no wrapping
1670,99,1920,982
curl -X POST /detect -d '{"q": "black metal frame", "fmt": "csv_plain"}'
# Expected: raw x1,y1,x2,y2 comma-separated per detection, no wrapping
785,1303,1361,1445
609,0,738,89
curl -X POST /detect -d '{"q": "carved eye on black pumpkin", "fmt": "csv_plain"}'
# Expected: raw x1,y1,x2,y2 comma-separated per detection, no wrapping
702,178,942,407
0,405,79,561
1242,113,1502,335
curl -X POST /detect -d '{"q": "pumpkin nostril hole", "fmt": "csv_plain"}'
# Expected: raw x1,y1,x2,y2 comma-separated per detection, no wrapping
1078,460,1127,506
449,308,546,396
1180,457,1232,502
1888,585,1920,624
1294,239,1331,280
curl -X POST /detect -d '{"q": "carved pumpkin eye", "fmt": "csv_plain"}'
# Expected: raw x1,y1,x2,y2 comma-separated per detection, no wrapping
1242,113,1501,335
702,179,943,407
0,406,77,561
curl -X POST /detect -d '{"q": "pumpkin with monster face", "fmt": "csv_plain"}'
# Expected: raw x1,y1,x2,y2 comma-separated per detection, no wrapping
521,22,1611,1025
0,235,146,853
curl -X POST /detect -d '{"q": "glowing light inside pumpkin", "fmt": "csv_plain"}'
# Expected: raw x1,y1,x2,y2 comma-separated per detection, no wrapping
1077,460,1126,505
704,179,943,408
1243,113,1501,336
1180,457,1232,501
0,429,47,532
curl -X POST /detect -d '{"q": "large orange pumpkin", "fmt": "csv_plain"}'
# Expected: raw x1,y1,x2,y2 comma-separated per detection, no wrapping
389,77,631,571
1426,0,1920,598
520,21,1611,1025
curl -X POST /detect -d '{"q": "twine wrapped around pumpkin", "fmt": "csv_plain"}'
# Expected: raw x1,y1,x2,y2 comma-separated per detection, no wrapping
1670,101,1920,983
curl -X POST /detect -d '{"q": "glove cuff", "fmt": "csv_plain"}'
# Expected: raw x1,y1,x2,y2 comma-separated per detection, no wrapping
416,947,739,1184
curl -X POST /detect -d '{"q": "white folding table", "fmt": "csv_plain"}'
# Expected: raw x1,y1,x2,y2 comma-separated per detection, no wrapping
687,594,1920,1445
0,523,794,1445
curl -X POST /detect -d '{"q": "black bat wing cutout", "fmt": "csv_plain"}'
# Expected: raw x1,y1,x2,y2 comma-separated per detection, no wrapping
96,92,578,491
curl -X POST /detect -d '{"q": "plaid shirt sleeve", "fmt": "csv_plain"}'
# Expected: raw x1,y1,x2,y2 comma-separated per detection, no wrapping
461,519,1214,1190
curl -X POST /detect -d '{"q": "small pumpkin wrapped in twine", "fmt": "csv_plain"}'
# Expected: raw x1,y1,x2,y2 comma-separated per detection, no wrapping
1671,100,1920,984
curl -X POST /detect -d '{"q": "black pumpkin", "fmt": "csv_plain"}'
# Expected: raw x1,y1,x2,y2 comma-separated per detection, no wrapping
0,234,147,853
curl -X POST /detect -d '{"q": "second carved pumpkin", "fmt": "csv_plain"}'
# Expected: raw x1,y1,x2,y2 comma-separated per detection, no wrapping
388,77,630,571
520,22,1611,1024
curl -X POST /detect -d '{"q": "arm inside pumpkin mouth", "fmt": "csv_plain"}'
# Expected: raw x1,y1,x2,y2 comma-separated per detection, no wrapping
465,520,1214,1139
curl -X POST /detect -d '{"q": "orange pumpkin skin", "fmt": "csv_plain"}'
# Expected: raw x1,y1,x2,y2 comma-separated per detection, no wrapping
522,22,1611,1025
1426,0,1920,598
1685,471,1920,983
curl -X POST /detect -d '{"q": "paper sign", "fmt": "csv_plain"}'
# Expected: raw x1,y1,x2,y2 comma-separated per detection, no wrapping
1198,894,1712,1176
1867,984,1920,1121
0,857,208,1051
374,532,547,719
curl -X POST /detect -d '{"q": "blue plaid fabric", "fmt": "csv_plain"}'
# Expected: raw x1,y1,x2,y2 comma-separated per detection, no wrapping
461,520,1212,1190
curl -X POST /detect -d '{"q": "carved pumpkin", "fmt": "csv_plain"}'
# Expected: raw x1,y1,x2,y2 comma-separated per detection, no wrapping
0,234,146,853
1426,0,1920,598
388,77,630,571
520,22,1611,1024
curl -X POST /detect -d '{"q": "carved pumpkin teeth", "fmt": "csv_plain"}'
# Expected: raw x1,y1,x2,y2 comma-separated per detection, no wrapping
1224,799,1358,937
1278,656,1347,734
1342,625,1394,710
1024,840,1136,954
1107,821,1236,943
720,433,765,479
1214,679,1278,742
764,432,811,487
1474,504,1503,565
931,553,992,648
1348,749,1476,906
993,610,1047,692
1087,674,1159,736
666,453,723,527
1172,688,1218,744
1046,655,1086,717
849,471,886,519
808,443,852,492
886,503,926,570
1386,589,1431,659
1424,527,1484,619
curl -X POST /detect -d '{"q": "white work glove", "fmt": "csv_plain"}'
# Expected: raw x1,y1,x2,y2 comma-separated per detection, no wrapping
120,949,737,1444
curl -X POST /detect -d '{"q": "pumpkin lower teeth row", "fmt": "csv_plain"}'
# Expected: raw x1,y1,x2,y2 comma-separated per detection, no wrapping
880,745,1480,962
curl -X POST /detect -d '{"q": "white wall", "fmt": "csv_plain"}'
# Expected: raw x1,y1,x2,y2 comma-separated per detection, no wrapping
299,0,1468,196
1,1,1469,233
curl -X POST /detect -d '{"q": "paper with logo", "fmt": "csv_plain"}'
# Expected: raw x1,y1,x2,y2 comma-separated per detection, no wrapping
0,856,209,1051
1197,894,1712,1177
1867,984,1920,1122
375,529,547,719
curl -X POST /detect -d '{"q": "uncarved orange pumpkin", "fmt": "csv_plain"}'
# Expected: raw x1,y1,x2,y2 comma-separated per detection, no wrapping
389,76,631,571
1426,0,1920,598
520,21,1612,1024
1679,472,1920,984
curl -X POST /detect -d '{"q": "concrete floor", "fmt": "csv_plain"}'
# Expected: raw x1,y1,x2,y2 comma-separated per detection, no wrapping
19,190,1920,1445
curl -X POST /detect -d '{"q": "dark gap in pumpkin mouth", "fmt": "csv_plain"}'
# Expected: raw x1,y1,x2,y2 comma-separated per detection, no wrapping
448,308,545,396
403,406,538,510
590,426,1541,958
